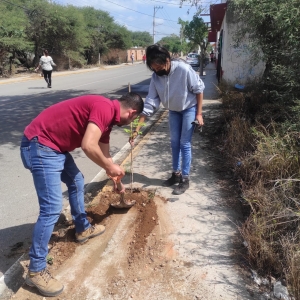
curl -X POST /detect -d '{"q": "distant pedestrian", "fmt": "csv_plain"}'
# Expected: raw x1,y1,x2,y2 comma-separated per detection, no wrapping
35,49,56,88
131,52,134,64
142,54,146,64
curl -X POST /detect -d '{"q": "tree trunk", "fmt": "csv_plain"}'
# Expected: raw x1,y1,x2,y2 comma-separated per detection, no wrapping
199,43,206,77
33,41,40,67
199,56,204,76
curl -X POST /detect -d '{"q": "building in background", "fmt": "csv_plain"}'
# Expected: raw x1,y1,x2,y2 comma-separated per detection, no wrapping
208,1,265,85
101,47,146,65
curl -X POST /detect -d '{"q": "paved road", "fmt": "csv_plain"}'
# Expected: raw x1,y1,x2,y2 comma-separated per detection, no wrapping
0,63,151,276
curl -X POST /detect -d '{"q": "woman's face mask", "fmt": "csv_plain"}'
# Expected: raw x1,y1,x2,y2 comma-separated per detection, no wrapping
154,69,168,76
151,60,170,76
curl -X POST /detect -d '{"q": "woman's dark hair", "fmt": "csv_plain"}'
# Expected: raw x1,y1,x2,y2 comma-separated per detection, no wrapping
43,49,48,56
146,44,171,71
119,92,144,114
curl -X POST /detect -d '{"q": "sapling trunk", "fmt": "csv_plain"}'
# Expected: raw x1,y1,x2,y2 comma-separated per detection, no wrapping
125,83,145,193
128,82,133,193
130,122,133,192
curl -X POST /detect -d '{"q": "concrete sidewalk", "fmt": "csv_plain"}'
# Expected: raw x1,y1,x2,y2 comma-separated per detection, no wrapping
2,64,259,299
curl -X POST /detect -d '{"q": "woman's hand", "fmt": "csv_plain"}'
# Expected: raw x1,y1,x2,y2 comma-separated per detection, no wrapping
128,130,138,146
196,114,204,126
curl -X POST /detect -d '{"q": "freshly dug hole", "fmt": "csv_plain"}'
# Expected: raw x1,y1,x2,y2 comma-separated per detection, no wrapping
86,188,160,264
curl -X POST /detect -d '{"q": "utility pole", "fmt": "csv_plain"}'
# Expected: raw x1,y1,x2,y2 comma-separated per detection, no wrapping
153,6,162,44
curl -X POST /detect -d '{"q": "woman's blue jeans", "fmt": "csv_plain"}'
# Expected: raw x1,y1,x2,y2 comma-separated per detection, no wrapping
168,105,196,176
20,136,90,272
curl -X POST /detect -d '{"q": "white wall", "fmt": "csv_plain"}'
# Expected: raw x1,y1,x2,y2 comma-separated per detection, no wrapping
220,12,265,85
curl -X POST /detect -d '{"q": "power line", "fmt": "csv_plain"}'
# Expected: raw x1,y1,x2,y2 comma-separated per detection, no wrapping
104,0,178,22
149,0,190,6
147,0,217,6
158,7,180,29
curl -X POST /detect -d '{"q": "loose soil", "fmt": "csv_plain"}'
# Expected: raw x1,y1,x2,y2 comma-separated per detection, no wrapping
42,187,162,274
15,187,203,299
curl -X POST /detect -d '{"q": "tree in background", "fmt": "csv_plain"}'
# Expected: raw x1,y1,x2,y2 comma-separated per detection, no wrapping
229,0,300,112
45,4,88,68
178,18,189,55
0,0,176,73
131,31,153,48
157,34,183,56
23,0,53,66
0,0,32,75
107,24,132,51
183,16,208,76
81,7,130,65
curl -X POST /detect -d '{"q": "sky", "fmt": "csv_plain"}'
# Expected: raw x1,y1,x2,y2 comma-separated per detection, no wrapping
53,0,220,43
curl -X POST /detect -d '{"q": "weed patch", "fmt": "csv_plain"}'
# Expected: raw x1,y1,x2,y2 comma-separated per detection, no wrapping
216,82,300,299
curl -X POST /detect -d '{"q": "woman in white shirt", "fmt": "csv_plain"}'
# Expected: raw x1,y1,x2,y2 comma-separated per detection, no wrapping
134,44,205,195
35,49,56,88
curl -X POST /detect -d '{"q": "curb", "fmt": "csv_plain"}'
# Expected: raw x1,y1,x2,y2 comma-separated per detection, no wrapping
0,106,166,300
0,254,26,300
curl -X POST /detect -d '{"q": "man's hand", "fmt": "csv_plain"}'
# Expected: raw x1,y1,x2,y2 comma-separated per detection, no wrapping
108,175,125,193
106,164,125,178
114,181,125,193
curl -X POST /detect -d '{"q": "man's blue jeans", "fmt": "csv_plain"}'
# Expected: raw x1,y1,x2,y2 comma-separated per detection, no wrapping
20,136,90,272
168,105,196,176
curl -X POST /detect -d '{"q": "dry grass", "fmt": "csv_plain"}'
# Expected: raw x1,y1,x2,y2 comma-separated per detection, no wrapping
218,82,300,299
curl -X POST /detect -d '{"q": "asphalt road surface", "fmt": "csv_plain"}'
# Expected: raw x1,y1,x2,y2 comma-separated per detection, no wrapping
0,63,151,277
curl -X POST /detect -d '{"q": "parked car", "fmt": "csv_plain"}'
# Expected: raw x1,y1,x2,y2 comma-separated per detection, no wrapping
186,53,200,70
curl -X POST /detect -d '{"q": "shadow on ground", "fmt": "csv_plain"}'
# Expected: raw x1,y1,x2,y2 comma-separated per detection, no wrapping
0,78,151,149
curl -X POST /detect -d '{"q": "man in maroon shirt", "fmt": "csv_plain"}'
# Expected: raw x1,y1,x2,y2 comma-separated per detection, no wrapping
20,92,144,297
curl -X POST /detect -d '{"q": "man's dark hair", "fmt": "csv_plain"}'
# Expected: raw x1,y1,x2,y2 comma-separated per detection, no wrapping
146,44,171,71
119,92,144,114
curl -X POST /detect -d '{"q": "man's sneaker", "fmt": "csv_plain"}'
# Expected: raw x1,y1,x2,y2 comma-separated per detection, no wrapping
172,178,190,195
75,224,105,243
162,172,182,187
25,268,64,297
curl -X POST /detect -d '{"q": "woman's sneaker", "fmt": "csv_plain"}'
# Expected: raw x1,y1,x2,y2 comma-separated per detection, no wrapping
172,178,190,195
25,268,64,297
75,224,105,243
162,172,182,187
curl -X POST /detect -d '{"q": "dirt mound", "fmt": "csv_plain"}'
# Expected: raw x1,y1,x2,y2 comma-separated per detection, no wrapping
44,188,161,273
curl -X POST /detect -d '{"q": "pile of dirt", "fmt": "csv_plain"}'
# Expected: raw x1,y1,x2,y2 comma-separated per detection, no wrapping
45,188,163,272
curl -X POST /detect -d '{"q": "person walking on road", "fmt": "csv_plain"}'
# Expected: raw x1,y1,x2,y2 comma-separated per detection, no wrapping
133,44,205,195
20,92,144,297
131,52,134,64
142,54,146,64
35,49,56,88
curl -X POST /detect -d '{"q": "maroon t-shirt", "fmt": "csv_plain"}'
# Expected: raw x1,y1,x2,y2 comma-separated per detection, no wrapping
24,95,120,152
